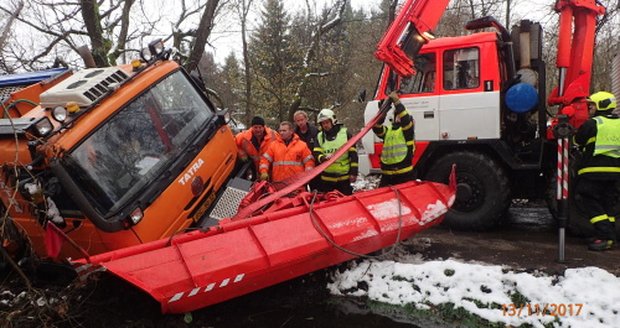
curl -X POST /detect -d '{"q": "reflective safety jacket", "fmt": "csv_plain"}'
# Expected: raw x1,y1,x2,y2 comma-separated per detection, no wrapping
574,114,620,178
313,125,358,182
235,127,279,171
373,102,415,175
259,134,315,182
592,117,620,158
381,127,408,164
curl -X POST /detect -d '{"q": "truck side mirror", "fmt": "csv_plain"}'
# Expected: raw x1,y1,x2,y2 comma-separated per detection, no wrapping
216,108,230,126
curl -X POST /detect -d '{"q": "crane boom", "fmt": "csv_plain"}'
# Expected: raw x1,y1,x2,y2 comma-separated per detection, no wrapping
374,0,451,78
549,0,605,128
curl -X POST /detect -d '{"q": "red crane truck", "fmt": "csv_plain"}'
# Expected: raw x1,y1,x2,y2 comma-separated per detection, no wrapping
361,0,607,234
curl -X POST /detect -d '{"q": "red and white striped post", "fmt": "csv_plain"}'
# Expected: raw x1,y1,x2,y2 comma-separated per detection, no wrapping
554,115,572,262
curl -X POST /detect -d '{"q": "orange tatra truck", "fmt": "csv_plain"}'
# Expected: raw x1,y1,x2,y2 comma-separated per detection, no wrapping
0,42,251,260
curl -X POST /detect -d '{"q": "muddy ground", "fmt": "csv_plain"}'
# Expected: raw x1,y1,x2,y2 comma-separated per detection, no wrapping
418,224,620,277
1,204,619,327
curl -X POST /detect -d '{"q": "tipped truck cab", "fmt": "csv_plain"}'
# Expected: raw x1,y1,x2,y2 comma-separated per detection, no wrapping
0,44,245,259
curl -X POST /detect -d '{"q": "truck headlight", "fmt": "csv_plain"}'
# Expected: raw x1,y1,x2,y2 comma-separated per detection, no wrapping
140,39,164,62
148,39,164,57
28,117,53,137
129,207,144,225
52,106,68,122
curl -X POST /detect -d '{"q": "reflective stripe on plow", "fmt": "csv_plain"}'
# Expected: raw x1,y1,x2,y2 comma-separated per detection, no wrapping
169,292,184,303
204,283,216,292
167,273,246,303
188,287,201,297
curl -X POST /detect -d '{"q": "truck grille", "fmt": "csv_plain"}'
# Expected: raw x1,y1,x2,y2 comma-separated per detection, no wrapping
0,85,22,103
208,177,252,221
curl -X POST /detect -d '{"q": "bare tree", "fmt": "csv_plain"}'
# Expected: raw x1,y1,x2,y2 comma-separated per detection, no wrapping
81,0,115,67
287,0,348,119
0,0,226,70
232,0,255,123
0,1,23,52
185,0,220,72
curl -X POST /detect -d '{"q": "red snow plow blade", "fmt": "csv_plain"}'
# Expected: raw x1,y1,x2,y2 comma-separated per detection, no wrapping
74,179,455,314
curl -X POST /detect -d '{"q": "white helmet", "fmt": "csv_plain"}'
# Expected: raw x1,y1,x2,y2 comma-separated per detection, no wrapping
317,108,336,123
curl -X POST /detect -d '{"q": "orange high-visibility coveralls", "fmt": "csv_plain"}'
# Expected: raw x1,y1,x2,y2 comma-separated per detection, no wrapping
259,134,315,182
235,127,279,172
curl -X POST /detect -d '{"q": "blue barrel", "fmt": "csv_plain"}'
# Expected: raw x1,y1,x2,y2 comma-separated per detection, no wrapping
505,82,538,113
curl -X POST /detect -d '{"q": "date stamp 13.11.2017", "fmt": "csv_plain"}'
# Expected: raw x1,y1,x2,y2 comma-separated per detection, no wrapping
501,303,583,317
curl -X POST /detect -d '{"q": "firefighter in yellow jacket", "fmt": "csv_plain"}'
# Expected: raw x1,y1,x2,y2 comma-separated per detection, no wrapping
373,91,415,187
313,109,358,195
574,91,620,251
259,121,315,184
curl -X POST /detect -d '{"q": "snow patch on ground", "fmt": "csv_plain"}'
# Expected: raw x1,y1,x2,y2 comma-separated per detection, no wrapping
329,258,620,327
351,174,380,192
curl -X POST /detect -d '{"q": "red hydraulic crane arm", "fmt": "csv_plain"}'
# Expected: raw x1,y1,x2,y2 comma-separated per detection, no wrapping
374,0,451,78
548,0,605,129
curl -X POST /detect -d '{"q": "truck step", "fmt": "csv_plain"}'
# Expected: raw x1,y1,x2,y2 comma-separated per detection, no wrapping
203,177,252,226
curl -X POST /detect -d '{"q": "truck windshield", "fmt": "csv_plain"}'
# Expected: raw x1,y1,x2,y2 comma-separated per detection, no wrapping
64,71,214,214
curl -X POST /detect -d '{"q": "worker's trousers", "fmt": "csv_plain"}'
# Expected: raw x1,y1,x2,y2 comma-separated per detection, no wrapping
379,170,414,187
575,177,619,241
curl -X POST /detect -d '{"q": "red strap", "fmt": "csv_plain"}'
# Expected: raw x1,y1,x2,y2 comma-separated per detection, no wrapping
44,224,64,260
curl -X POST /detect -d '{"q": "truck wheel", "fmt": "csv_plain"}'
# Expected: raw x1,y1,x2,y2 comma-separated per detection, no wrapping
424,151,511,230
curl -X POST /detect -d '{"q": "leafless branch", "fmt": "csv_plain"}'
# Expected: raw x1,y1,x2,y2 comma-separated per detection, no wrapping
0,1,23,50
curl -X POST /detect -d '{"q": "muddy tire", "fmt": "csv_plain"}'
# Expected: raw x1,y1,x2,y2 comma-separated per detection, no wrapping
424,151,511,230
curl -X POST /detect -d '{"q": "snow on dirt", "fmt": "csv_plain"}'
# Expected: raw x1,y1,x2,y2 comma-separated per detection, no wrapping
329,259,620,327
332,175,620,327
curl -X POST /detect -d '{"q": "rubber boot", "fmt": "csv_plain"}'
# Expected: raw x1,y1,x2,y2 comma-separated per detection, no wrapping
588,239,614,251
588,220,616,251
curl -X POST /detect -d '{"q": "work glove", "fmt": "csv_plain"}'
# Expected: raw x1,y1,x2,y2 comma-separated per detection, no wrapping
259,172,269,181
388,91,401,105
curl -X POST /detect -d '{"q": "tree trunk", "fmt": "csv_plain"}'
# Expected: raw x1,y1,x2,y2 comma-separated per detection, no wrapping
240,0,254,125
185,0,219,72
110,0,135,65
505,0,511,29
387,0,398,27
80,0,110,67
287,0,347,119
0,1,23,51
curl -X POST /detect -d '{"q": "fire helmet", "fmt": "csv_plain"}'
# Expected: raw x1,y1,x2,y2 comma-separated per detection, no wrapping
317,108,336,123
587,91,616,112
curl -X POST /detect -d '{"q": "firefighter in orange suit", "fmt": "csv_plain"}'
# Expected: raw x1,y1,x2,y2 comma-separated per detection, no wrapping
235,116,279,176
574,91,620,251
259,121,315,184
